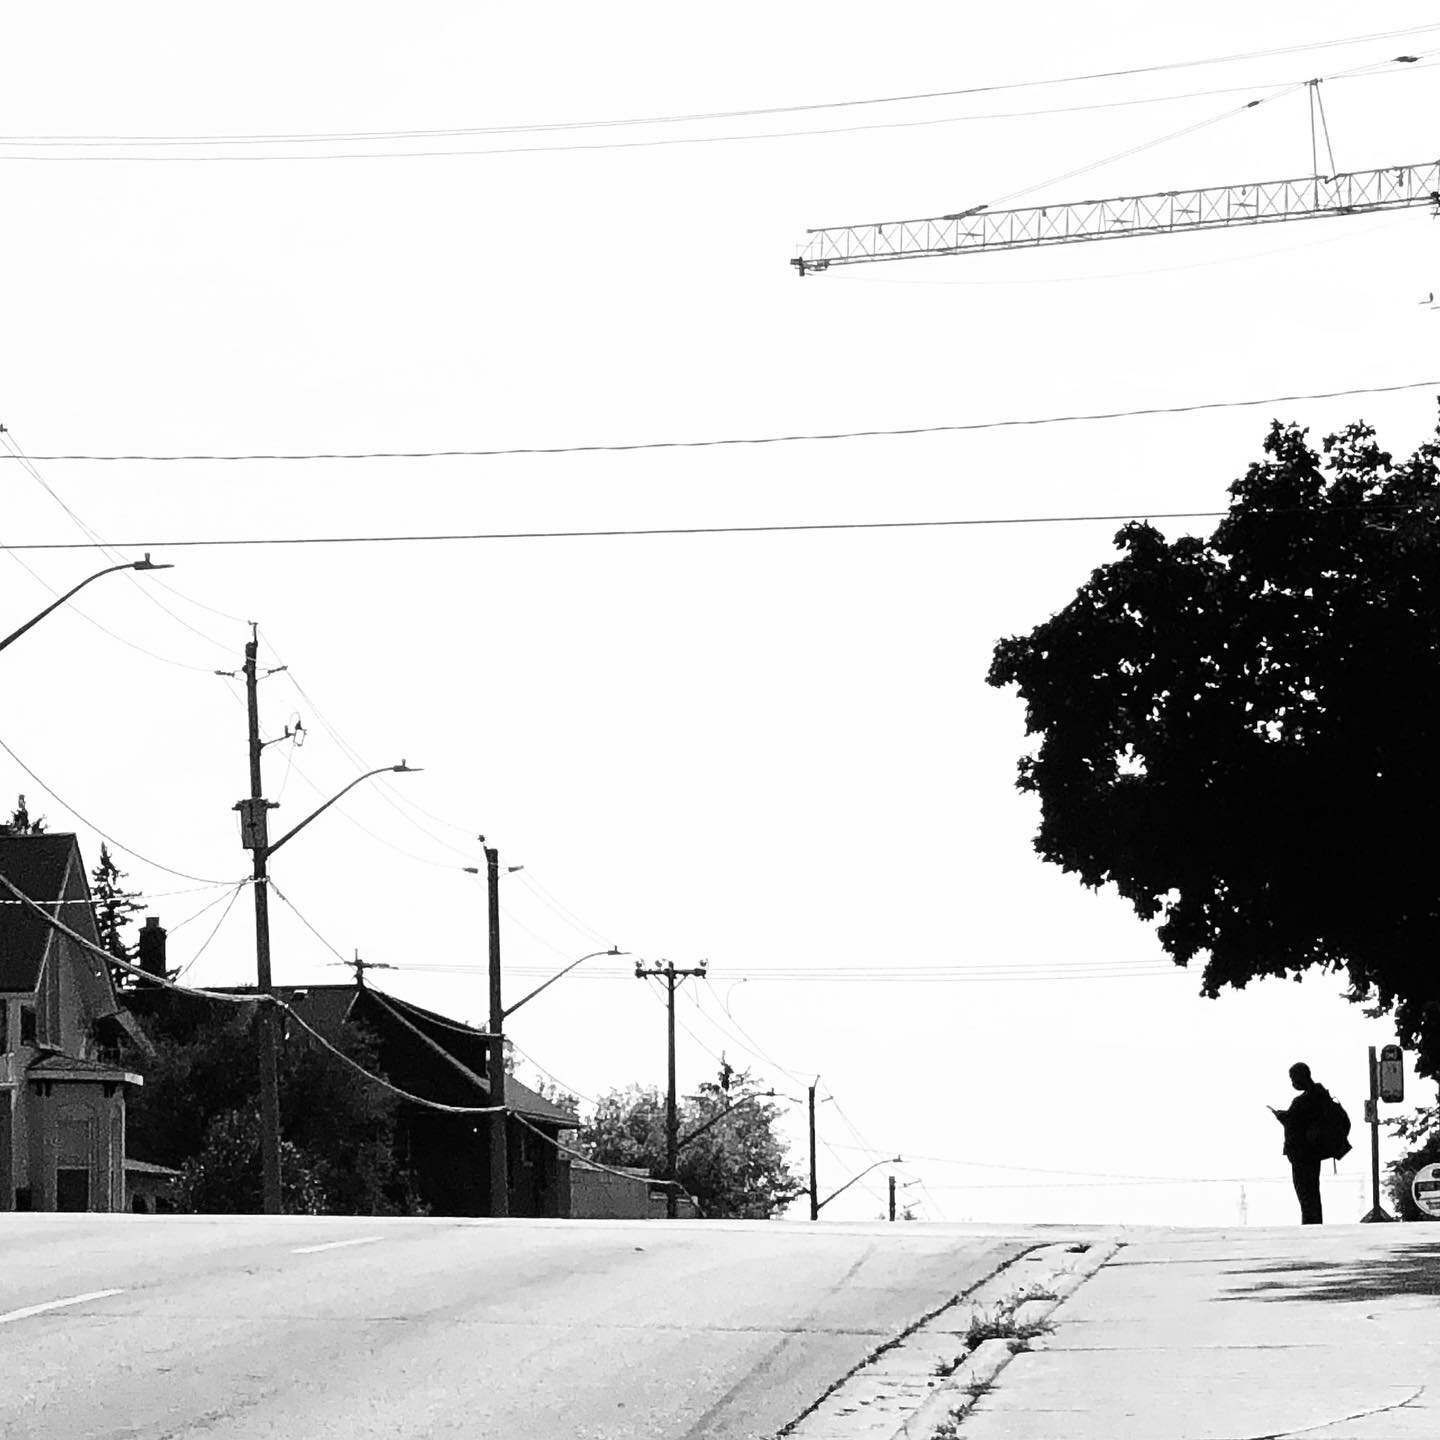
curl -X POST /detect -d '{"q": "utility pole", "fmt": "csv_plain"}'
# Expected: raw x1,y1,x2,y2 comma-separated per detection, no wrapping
231,636,416,1219
350,951,395,988
485,843,509,1218
888,1174,897,1222
808,1082,819,1221
635,959,708,1217
237,633,283,1216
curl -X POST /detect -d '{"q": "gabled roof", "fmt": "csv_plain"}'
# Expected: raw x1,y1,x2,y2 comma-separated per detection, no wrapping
0,832,97,993
136,981,581,1128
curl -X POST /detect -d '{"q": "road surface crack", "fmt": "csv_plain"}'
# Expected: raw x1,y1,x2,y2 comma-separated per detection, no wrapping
1246,1384,1427,1440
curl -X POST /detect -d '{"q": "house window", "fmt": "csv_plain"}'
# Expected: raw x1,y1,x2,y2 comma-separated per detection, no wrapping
19,1006,36,1047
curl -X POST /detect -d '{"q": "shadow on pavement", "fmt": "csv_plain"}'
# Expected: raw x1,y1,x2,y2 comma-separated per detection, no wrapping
1219,1236,1440,1303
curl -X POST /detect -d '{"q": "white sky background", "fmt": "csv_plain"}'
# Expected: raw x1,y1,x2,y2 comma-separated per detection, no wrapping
1,2,1438,1225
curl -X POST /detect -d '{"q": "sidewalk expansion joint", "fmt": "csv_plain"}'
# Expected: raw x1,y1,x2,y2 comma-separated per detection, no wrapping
775,1238,1122,1440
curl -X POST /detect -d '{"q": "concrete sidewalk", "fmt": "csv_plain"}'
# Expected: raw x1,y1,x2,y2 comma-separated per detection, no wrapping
958,1223,1440,1440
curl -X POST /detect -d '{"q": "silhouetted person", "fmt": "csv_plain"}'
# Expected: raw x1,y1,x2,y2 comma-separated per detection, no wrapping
1269,1062,1330,1224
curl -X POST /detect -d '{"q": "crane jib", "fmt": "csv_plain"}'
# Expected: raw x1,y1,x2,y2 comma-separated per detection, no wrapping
791,161,1440,274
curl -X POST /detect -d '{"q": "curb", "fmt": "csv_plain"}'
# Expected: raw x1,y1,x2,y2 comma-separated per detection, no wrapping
886,1238,1121,1440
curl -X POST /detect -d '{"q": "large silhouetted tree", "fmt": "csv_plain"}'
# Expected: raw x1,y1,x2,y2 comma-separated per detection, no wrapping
988,414,1440,1076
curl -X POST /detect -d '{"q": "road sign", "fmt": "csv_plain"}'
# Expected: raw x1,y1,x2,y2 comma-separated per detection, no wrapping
1379,1044,1405,1103
1412,1163,1440,1218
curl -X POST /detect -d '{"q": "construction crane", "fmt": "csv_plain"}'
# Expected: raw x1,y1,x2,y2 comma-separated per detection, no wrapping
792,159,1439,274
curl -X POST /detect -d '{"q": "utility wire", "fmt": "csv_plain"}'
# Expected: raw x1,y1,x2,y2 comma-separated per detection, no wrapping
6,68,1433,162
0,734,234,884
171,881,248,981
506,1038,599,1109
1,430,239,660
3,21,1432,144
0,861,510,1115
9,378,1434,467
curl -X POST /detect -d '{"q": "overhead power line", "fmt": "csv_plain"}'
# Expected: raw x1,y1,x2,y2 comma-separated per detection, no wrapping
3,59,1434,163
2,21,1433,148
0,501,1426,554
8,378,1433,469
0,734,235,885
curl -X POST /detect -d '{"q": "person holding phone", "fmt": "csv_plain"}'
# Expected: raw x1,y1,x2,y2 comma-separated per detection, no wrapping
1269,1062,1331,1225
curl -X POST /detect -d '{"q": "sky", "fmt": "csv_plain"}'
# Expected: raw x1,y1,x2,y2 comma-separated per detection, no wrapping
1,2,1438,1226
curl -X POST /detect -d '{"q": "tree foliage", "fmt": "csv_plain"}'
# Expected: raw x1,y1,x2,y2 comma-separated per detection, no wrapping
579,1066,804,1218
1385,1106,1440,1222
125,1001,425,1215
0,795,45,835
90,843,144,976
987,415,1440,1075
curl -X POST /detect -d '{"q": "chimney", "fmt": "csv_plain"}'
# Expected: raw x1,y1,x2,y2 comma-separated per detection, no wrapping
137,915,167,978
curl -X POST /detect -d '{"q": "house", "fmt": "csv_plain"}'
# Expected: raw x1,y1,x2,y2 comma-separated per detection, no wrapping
0,833,143,1211
125,980,580,1217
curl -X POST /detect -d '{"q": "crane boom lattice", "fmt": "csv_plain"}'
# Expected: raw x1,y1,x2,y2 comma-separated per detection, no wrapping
792,160,1440,274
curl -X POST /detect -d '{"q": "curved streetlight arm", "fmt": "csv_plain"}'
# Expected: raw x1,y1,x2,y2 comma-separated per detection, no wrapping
816,1155,904,1214
0,555,173,655
269,762,420,855
504,947,626,1020
677,1089,778,1153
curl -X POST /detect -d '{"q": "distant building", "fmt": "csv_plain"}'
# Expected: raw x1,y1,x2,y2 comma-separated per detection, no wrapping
0,833,144,1211
571,1160,700,1220
126,981,580,1217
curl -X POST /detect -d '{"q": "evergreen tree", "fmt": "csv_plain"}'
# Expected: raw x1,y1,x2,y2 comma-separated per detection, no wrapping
0,794,46,835
91,843,144,982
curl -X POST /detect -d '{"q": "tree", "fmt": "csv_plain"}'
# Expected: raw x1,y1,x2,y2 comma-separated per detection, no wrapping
91,843,144,981
579,1066,805,1218
0,794,45,835
177,1109,326,1215
125,1001,426,1215
527,1074,582,1120
1385,1107,1440,1222
987,414,1440,1074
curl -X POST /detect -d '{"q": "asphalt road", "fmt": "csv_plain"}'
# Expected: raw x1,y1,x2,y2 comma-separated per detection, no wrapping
0,1215,1040,1440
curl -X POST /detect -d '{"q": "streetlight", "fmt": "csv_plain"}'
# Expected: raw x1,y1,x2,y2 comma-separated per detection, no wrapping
460,847,624,1218
501,947,626,1021
0,555,173,655
812,1155,905,1219
235,633,420,1215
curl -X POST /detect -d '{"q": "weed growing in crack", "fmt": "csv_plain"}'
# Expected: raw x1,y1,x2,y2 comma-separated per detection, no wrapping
963,1295,1055,1352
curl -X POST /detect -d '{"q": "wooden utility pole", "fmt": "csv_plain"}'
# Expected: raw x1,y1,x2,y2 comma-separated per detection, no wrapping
238,634,283,1216
635,959,707,1217
486,844,509,1218
888,1174,897,1222
808,1082,819,1221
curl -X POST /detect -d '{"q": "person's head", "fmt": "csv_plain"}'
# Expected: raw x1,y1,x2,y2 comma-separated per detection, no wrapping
1289,1062,1313,1091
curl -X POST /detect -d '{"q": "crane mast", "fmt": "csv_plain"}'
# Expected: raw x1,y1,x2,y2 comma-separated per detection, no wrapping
792,160,1439,274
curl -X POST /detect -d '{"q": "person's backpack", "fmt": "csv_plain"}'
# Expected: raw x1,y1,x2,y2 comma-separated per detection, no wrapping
1314,1092,1353,1161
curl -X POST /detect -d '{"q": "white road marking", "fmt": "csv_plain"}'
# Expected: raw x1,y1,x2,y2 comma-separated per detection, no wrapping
0,1289,125,1325
290,1236,383,1255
